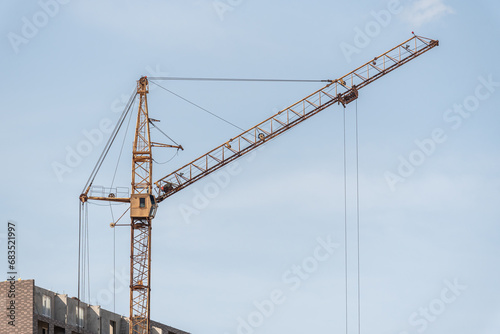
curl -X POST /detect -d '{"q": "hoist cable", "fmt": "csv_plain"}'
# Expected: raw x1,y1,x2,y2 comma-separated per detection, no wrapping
106,97,134,312
113,218,116,314
149,81,245,132
110,98,136,189
97,91,135,315
355,99,361,334
82,87,137,194
82,204,85,303
83,206,86,304
77,202,82,326
343,106,348,334
107,197,117,315
78,200,91,321
148,77,332,83
342,101,362,334
85,203,90,303
82,203,87,304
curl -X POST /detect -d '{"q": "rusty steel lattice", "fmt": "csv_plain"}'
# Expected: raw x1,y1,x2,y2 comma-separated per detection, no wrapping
130,77,153,334
129,219,152,334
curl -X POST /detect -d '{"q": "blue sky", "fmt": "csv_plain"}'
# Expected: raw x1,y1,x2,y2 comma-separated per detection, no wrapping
1,0,499,333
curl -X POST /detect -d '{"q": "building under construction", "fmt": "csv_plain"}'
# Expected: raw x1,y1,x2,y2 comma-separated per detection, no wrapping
0,279,189,334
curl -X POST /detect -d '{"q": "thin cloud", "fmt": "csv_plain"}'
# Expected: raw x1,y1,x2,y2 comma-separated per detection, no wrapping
402,0,454,27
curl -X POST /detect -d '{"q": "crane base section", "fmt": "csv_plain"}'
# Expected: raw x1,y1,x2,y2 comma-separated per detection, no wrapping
130,218,152,334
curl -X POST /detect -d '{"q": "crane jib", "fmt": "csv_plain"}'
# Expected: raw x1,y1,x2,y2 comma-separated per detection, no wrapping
154,35,438,203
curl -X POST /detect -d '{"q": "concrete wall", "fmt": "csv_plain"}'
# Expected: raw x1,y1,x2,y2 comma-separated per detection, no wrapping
1,280,190,334
100,307,124,334
54,294,68,323
152,325,163,334
151,320,190,334
87,305,100,333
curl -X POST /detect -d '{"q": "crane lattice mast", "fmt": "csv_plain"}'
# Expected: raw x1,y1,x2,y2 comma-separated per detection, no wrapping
129,77,155,334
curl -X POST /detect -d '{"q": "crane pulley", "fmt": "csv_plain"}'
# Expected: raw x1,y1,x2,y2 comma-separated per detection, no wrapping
79,34,438,334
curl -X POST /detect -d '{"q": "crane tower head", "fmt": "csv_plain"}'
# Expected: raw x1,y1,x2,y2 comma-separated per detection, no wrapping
138,76,149,94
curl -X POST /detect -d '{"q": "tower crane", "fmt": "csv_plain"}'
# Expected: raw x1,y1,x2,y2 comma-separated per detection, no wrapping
79,34,438,334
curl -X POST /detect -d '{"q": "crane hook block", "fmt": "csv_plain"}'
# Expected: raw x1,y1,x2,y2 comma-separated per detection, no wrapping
130,194,158,219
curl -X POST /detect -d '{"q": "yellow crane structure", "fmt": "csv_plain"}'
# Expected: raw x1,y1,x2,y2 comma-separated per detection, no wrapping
79,34,438,334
